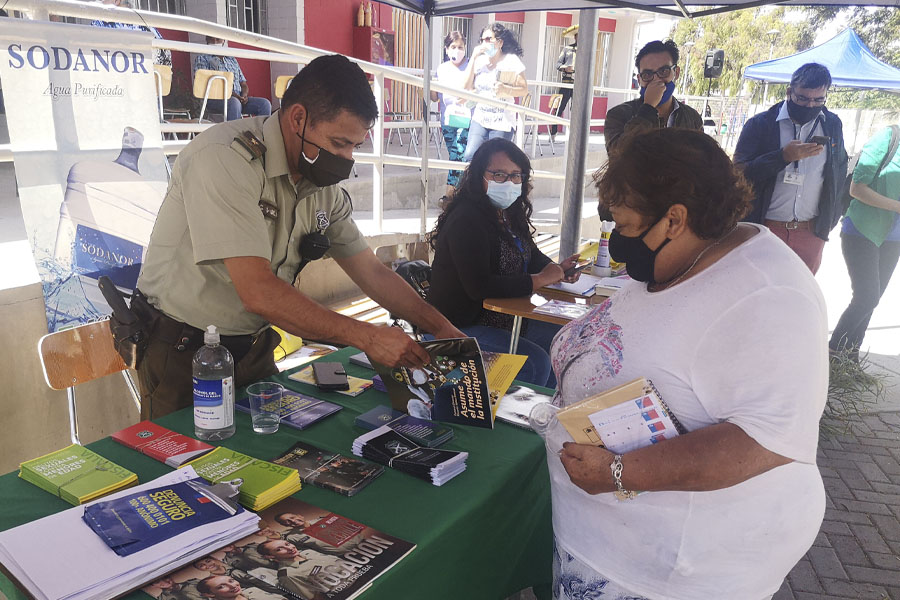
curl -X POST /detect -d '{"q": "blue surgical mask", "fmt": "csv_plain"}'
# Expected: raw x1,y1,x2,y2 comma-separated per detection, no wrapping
484,43,498,58
485,180,521,209
639,81,676,107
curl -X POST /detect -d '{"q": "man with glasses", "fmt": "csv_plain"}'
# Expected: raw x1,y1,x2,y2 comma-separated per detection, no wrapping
735,62,848,273
604,40,702,150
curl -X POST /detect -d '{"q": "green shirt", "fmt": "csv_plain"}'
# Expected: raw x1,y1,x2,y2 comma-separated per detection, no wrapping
138,111,368,335
846,126,900,246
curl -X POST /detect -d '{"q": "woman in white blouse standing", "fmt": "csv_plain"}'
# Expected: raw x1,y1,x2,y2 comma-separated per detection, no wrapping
430,31,471,201
462,23,528,162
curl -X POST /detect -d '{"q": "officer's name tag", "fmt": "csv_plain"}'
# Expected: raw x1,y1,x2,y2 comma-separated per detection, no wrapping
784,171,805,186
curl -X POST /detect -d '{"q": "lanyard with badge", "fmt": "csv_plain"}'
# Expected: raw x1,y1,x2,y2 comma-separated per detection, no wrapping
784,115,824,186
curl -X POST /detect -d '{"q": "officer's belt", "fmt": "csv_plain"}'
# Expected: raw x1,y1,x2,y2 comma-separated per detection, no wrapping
131,289,258,363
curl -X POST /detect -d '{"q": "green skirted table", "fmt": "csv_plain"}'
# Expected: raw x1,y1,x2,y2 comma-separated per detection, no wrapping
0,347,554,600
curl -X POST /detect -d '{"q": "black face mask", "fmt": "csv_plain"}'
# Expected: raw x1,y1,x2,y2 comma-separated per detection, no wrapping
295,118,354,187
608,218,671,284
786,99,822,125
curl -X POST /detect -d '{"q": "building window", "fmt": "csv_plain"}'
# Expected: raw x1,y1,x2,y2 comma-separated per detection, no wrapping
137,0,186,14
593,31,612,89
495,21,523,49
441,16,472,58
226,0,267,35
542,25,566,87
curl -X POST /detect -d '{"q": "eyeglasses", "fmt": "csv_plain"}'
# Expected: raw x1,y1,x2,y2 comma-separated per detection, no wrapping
484,170,527,184
481,36,496,43
638,65,674,82
791,93,827,107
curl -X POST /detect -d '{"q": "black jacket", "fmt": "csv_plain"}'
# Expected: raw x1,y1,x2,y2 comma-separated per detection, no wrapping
734,102,849,241
603,97,703,151
426,202,552,328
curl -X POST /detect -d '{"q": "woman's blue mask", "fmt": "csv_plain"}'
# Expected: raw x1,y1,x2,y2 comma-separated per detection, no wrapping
485,180,521,209
484,43,498,58
639,81,676,107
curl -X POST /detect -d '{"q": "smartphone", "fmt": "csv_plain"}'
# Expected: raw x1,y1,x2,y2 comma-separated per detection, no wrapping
564,262,588,278
810,135,830,147
311,361,350,391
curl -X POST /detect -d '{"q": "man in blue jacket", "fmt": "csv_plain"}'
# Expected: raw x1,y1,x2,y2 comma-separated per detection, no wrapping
734,63,848,273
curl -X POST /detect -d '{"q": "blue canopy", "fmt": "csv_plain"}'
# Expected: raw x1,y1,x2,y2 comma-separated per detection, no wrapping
743,29,900,90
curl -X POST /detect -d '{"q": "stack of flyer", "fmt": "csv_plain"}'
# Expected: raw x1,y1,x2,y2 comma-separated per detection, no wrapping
351,425,467,486
18,445,137,505
185,447,301,511
0,466,259,600
111,421,213,467
355,405,454,447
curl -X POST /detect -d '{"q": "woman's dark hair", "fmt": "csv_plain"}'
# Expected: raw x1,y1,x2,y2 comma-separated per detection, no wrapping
487,23,523,58
444,30,466,48
427,138,534,250
282,54,378,126
595,129,752,239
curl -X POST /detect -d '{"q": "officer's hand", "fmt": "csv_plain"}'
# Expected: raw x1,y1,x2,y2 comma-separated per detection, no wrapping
565,66,574,73
431,323,466,340
363,325,430,369
782,140,824,163
642,79,666,107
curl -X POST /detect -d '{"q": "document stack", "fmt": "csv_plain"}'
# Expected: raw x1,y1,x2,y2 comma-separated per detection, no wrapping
0,467,260,600
351,425,468,486
185,447,301,510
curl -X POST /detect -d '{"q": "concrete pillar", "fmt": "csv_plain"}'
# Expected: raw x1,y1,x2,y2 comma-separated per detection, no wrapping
605,13,637,110
266,2,306,105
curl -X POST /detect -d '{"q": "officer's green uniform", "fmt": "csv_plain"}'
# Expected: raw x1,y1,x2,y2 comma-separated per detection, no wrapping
135,111,368,418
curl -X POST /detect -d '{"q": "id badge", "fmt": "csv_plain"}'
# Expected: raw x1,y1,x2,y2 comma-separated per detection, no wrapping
784,171,805,186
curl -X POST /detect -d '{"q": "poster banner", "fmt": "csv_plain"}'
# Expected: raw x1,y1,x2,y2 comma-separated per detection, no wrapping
0,19,168,332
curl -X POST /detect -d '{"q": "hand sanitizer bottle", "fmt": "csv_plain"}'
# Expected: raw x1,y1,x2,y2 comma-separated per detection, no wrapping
193,325,235,441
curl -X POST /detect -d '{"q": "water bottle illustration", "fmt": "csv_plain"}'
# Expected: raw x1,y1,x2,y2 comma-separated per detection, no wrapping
52,126,162,321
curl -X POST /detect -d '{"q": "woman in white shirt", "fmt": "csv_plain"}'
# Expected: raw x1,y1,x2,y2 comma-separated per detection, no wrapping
545,128,827,600
462,23,528,162
430,31,471,200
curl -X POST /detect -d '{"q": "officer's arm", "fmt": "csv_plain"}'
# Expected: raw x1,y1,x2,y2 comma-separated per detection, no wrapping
223,256,431,368
334,248,464,340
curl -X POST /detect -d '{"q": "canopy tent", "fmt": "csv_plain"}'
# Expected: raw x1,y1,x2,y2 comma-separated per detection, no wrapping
383,0,898,19
743,29,900,90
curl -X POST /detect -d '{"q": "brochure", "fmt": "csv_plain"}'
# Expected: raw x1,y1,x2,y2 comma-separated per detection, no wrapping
185,447,301,511
352,425,468,486
141,496,416,600
18,444,137,505
236,389,342,430
355,405,454,447
272,440,384,497
111,421,214,467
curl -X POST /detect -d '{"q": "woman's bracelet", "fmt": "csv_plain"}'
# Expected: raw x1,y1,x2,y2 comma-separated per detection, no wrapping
609,454,637,501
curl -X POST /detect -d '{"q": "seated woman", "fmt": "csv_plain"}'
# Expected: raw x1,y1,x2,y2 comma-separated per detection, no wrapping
547,129,827,599
426,138,578,388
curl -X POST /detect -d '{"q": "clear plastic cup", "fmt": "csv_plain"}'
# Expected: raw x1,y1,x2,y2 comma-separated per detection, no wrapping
246,382,283,434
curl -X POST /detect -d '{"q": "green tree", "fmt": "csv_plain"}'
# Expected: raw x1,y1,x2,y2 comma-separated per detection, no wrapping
671,7,814,102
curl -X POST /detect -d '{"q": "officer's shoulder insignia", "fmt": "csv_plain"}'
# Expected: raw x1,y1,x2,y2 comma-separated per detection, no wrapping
259,200,278,220
231,131,267,162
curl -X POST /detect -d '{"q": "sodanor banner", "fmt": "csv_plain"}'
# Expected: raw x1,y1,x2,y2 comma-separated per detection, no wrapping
0,19,167,332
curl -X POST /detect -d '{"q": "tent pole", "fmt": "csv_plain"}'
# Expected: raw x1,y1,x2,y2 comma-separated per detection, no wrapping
559,8,599,259
420,13,433,238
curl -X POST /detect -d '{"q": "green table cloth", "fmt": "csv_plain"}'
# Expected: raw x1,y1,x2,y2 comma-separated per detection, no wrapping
0,347,553,600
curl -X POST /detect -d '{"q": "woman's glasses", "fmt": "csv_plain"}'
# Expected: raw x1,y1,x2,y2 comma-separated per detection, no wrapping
485,170,527,184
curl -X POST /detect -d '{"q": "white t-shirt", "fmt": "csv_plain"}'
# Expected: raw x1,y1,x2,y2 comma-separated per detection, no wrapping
471,53,526,132
436,59,471,127
546,225,827,600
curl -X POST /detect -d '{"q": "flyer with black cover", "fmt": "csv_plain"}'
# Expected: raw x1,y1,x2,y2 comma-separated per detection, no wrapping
142,496,416,600
272,441,384,497
372,337,494,428
354,405,454,447
351,426,468,486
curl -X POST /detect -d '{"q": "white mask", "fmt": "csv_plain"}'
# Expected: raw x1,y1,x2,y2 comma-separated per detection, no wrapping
485,180,521,209
447,48,465,63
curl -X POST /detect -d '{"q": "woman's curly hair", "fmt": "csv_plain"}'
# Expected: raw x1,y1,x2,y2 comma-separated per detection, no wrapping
595,128,753,239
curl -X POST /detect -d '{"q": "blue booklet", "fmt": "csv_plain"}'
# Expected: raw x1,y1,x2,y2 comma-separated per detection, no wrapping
82,478,241,556
355,405,453,448
236,389,342,430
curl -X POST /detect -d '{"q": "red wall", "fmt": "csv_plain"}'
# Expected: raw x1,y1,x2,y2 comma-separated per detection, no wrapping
495,11,525,24
598,17,616,33
305,0,392,56
546,12,572,28
538,94,609,134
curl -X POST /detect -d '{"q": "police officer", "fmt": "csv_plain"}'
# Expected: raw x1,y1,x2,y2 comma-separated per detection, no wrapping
550,24,577,142
135,55,463,418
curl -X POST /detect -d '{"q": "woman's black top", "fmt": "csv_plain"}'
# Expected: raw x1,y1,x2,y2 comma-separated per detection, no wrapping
427,202,553,329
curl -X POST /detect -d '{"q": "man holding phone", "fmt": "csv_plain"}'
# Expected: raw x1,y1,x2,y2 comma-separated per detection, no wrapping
734,63,849,273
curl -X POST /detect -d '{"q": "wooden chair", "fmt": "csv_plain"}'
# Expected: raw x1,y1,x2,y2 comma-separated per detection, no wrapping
193,68,235,122
274,75,293,101
37,319,141,445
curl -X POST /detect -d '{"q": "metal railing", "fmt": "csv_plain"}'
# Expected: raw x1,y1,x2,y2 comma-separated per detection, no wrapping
2,0,579,235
